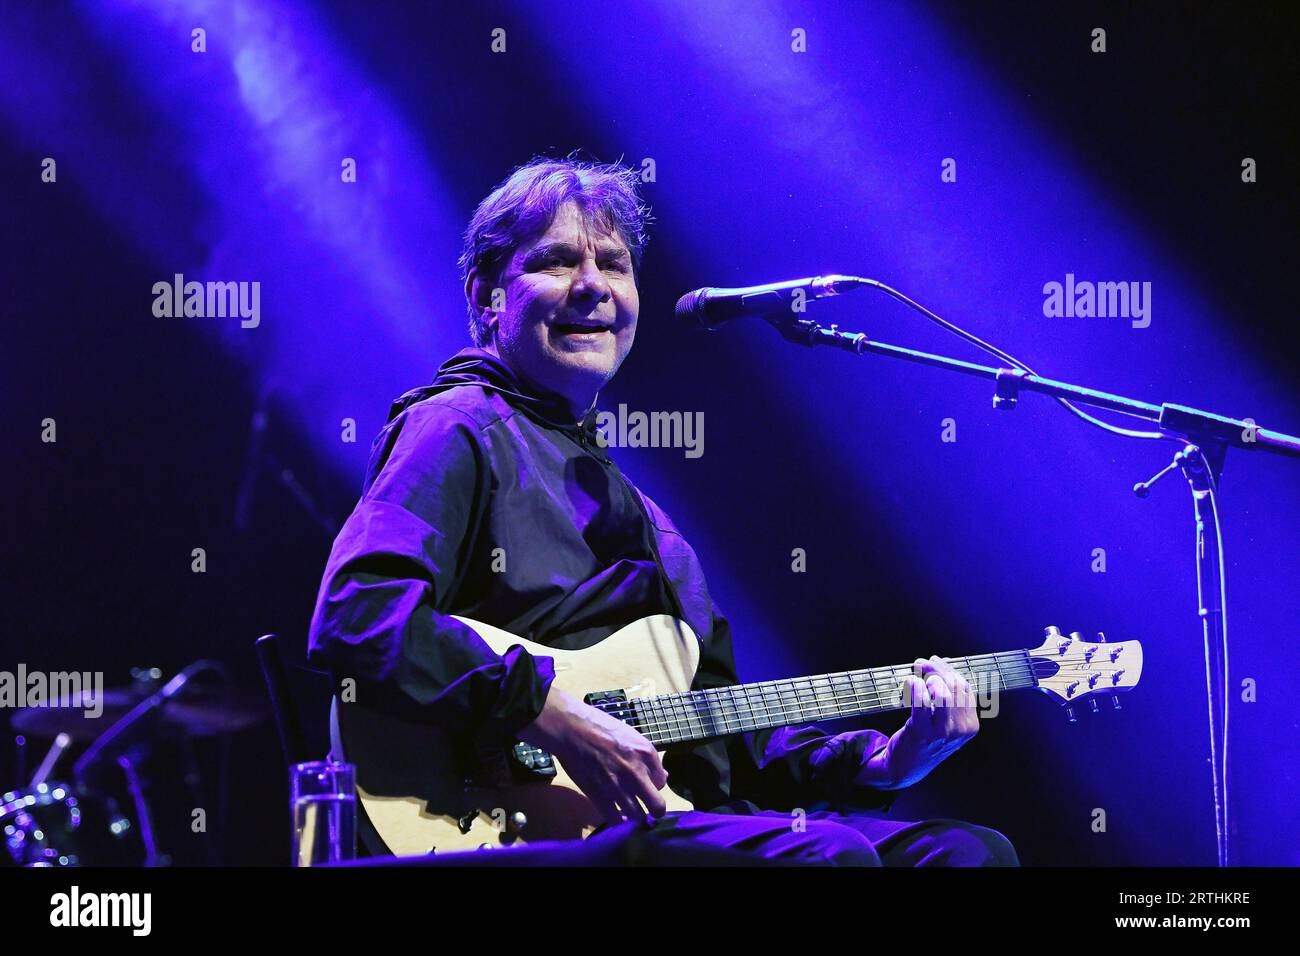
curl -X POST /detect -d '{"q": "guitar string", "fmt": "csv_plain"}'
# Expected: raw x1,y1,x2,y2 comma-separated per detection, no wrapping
599,652,1127,745
612,654,1036,742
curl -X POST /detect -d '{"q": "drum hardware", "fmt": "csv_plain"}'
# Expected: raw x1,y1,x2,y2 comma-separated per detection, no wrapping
5,660,265,866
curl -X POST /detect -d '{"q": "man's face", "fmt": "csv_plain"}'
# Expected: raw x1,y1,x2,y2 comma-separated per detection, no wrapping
480,200,639,414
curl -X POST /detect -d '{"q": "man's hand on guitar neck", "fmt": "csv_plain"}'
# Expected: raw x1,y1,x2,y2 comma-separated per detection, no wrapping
854,655,981,790
519,683,670,828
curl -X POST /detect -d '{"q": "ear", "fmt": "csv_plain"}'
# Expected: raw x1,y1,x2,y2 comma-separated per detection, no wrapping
465,267,500,336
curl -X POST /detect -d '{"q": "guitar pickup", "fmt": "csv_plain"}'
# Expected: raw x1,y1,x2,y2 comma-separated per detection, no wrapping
510,742,557,781
584,689,635,730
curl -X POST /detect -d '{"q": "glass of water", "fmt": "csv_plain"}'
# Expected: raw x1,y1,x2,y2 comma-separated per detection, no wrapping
290,760,356,866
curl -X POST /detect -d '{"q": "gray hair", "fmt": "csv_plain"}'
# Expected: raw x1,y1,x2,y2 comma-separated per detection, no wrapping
458,155,652,345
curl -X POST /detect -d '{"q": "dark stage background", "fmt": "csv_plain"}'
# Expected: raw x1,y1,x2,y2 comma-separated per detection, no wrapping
2,0,1297,866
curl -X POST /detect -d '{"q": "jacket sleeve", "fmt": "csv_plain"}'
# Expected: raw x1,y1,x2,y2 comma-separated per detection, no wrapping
702,607,898,812
307,405,555,741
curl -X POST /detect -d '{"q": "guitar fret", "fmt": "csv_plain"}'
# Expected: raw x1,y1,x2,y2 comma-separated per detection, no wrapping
674,690,692,741
798,676,820,722
708,687,723,735
739,683,758,733
779,680,800,725
722,685,744,734
781,679,798,723
760,681,779,731
688,689,705,738
802,676,820,721
838,674,854,716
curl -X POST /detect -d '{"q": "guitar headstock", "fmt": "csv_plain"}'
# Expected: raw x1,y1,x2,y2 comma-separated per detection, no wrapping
1028,626,1143,721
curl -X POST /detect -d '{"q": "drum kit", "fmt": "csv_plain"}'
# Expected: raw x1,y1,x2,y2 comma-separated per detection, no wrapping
3,662,265,866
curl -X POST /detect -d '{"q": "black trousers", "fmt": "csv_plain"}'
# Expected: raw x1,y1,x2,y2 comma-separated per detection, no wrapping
628,806,1020,866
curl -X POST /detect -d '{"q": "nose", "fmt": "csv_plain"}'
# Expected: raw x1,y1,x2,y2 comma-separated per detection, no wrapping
570,255,611,306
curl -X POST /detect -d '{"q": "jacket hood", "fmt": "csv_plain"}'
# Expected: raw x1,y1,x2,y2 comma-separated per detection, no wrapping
387,347,603,444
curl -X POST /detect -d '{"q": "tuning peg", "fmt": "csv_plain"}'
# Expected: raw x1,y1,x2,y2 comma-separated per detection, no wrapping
1090,699,1099,713
1096,631,1107,643
1044,625,1062,637
1111,695,1122,711
1064,706,1077,723
1069,631,1084,642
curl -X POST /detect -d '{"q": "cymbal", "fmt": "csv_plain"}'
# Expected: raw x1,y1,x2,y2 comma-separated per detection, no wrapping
164,692,268,736
9,687,267,739
10,689,145,740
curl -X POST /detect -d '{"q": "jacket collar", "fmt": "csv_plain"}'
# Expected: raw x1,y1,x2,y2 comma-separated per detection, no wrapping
389,347,605,448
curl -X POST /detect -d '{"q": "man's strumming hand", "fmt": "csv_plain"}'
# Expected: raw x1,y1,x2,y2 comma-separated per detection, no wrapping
519,683,669,827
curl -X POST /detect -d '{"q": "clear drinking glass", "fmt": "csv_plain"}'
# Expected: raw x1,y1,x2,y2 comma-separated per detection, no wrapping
290,760,356,866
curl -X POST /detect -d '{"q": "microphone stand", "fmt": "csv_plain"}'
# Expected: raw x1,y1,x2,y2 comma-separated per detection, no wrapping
760,310,1300,867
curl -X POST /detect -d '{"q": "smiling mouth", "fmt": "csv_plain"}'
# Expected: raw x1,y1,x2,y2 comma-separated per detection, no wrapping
552,320,612,335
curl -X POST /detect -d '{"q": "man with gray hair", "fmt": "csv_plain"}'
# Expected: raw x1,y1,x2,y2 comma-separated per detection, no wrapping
308,155,1017,866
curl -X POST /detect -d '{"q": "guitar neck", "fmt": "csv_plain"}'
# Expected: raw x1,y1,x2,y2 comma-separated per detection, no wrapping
626,649,1040,747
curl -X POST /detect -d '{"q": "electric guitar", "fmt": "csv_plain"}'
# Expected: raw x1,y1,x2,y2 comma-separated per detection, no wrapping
334,616,1142,856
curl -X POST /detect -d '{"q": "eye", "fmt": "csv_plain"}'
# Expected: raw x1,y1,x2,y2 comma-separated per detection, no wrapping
525,251,570,271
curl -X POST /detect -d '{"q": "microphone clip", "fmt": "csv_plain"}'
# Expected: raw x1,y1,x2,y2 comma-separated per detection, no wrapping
762,312,823,347
993,368,1029,411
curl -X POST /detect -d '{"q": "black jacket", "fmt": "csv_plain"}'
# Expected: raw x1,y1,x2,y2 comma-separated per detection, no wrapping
307,347,893,813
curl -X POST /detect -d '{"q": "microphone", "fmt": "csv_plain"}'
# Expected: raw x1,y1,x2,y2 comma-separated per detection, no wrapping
675,275,869,329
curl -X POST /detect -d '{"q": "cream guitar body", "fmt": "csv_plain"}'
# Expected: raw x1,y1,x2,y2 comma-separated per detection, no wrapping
334,615,702,856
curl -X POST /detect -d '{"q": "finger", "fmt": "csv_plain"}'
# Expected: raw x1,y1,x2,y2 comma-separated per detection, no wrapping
916,655,948,676
949,670,981,726
636,774,669,818
925,654,962,688
580,773,630,828
925,676,952,723
926,673,953,709
901,674,931,713
916,658,952,704
957,678,981,733
590,790,625,828
641,750,669,790
615,790,649,825
953,674,977,711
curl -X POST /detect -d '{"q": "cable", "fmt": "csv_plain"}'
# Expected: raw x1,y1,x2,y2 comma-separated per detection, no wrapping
1193,445,1231,864
860,278,1180,442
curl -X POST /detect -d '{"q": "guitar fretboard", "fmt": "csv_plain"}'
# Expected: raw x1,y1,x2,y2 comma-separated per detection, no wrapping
611,650,1040,747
